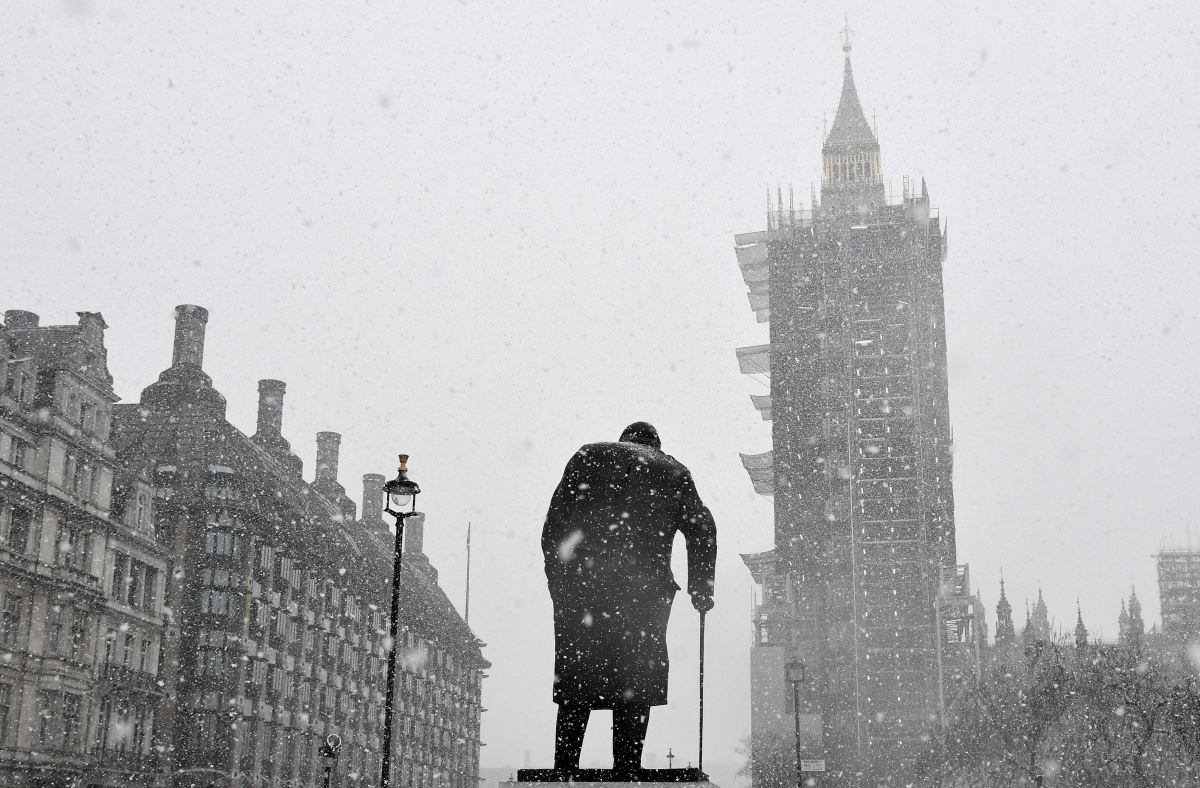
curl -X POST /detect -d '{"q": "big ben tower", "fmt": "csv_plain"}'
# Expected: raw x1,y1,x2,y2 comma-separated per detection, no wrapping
736,31,973,786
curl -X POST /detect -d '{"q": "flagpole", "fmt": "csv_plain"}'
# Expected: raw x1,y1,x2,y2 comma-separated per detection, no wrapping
465,521,472,625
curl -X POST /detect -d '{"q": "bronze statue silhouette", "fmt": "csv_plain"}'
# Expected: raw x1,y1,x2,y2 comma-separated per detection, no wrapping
540,422,717,776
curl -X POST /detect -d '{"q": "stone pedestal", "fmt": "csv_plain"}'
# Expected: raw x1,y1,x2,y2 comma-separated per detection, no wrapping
509,768,717,788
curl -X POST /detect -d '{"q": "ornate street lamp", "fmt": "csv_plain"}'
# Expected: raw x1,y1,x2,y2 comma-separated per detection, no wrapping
383,455,421,518
380,455,422,788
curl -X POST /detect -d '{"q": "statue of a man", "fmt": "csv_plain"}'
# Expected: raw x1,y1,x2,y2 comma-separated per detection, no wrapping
542,422,717,774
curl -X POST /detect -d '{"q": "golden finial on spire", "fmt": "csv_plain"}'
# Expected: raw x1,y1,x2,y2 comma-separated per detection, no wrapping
841,16,853,58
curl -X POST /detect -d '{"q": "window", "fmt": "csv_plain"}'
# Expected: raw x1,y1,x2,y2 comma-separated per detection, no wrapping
6,506,31,553
132,703,149,752
136,494,148,529
127,562,143,608
62,453,76,491
0,683,10,745
144,568,159,611
123,633,135,666
88,465,101,502
204,530,241,558
37,690,82,751
262,725,276,774
16,372,32,405
282,732,296,773
0,594,22,647
56,521,91,571
188,711,221,754
240,722,257,773
9,439,28,470
70,612,89,661
96,697,112,749
62,693,81,749
203,568,232,588
80,401,96,433
300,733,313,778
46,604,64,655
74,460,89,497
200,590,231,616
140,638,151,672
197,646,227,675
111,552,128,599
203,482,236,500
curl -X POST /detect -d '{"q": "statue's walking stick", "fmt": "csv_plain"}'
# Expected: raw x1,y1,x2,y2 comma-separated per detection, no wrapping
698,610,706,775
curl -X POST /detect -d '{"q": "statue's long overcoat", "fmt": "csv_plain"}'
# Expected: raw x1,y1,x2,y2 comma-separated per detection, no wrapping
542,440,717,709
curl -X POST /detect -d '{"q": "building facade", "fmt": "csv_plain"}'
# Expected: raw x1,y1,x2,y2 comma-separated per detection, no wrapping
1,304,486,788
108,305,488,788
0,310,171,788
1154,548,1200,665
735,39,961,784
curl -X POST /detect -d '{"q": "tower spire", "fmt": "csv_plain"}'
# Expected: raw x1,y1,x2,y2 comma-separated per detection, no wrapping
995,574,1015,647
1127,585,1145,653
465,521,472,625
821,26,883,204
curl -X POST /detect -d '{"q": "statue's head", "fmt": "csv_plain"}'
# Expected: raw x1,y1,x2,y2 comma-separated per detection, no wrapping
619,421,661,451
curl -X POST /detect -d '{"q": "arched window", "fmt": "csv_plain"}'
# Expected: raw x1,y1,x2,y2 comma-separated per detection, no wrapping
136,494,148,529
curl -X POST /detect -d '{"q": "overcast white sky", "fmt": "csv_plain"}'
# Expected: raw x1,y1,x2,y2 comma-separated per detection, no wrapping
3,0,1200,779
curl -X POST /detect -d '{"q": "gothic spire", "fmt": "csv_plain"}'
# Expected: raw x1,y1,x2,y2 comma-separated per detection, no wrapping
1074,599,1088,651
823,32,877,153
995,576,1015,647
1030,586,1050,641
1127,585,1145,653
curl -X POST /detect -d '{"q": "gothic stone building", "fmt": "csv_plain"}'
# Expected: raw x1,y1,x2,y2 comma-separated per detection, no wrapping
109,305,487,788
0,309,172,788
735,40,965,785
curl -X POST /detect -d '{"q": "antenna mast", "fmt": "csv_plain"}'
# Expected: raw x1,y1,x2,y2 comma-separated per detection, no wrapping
465,522,472,625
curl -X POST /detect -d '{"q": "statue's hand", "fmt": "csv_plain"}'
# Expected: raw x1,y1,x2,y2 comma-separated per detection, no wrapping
690,592,714,613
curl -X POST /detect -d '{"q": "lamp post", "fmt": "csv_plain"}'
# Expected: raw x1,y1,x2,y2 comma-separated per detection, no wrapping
380,454,421,788
320,733,342,788
785,661,807,788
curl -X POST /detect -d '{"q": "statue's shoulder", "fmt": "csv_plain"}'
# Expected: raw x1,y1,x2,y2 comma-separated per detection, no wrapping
634,446,690,480
658,452,691,479
574,441,622,459
574,442,691,479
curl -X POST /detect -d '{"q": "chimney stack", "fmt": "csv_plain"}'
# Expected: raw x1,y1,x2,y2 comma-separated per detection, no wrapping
171,304,209,368
255,379,287,440
315,432,342,483
362,474,386,522
403,512,426,556
4,310,39,330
